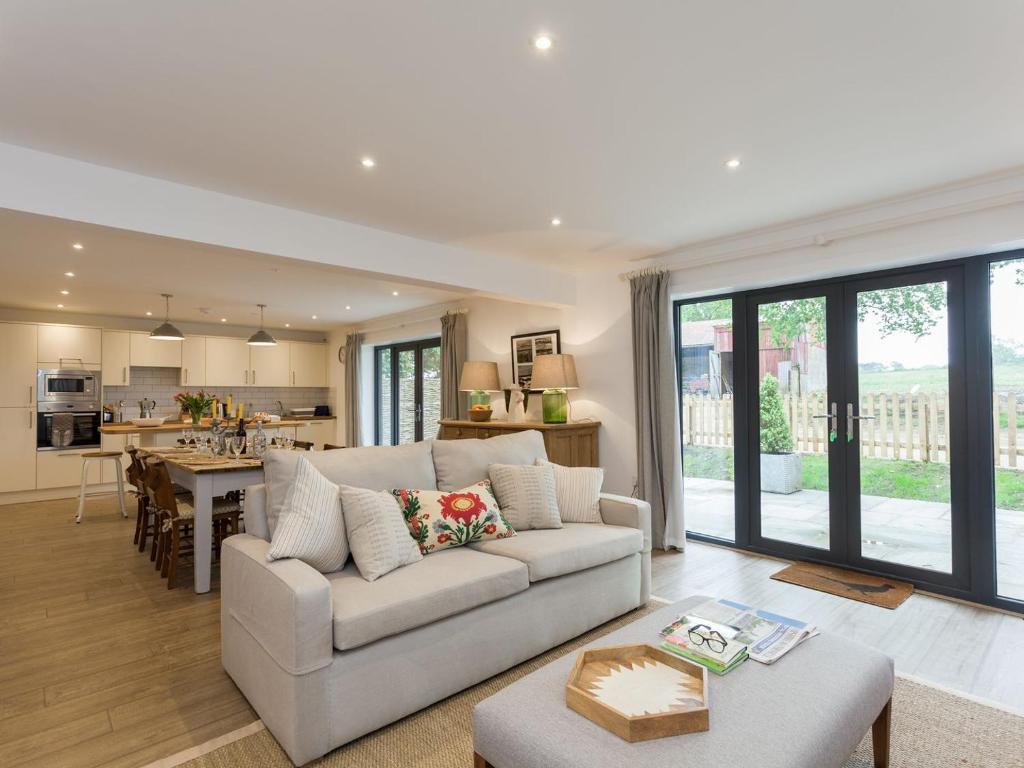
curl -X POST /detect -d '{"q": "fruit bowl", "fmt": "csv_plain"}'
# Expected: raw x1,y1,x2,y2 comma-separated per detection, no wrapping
468,407,492,422
131,417,166,428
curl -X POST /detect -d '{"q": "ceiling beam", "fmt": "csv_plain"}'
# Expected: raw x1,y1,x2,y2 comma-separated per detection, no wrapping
0,142,576,306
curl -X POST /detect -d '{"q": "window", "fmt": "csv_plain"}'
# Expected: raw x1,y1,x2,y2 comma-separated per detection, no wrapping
374,338,441,445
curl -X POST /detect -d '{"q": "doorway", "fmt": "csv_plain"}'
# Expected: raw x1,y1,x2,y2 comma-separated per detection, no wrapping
374,338,441,445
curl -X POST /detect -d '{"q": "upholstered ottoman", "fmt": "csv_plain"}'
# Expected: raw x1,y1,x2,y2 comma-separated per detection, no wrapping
473,595,894,768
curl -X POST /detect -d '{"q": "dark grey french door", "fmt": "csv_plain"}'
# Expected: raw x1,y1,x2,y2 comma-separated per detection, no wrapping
746,267,971,590
374,338,441,445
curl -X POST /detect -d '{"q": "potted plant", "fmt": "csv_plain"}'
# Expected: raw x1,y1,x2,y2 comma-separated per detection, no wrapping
174,390,215,427
759,374,802,494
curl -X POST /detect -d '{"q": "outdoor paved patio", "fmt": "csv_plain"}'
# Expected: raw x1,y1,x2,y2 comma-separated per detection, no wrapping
685,477,1024,600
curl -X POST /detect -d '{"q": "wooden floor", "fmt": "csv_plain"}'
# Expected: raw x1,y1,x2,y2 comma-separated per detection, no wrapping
1,495,1021,768
652,545,1024,711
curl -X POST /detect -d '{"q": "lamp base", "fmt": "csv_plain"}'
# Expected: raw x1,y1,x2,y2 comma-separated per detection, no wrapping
469,390,491,409
541,389,568,424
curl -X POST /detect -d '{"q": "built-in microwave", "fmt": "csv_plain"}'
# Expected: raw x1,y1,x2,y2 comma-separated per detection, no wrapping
36,368,100,406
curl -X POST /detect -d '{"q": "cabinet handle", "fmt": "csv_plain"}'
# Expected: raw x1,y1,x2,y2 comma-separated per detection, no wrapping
122,366,127,384
183,368,188,384
29,410,33,429
28,385,33,403
245,370,248,384
292,371,296,386
252,370,256,385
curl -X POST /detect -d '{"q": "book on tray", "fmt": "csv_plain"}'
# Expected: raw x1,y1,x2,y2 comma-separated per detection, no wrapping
659,615,749,675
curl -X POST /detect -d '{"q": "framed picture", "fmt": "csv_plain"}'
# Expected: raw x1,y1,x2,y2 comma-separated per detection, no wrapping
510,329,561,392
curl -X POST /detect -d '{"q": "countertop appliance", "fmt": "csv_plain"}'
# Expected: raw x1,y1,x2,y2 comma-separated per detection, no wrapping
36,368,102,451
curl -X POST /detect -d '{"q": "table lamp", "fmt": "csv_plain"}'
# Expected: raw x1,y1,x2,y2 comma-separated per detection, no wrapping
530,354,579,424
459,361,501,409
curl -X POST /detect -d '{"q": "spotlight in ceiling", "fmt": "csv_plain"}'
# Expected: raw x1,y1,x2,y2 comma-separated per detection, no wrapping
392,291,399,296
145,311,152,316
532,33,554,51
360,156,376,169
57,304,64,309
550,217,562,227
345,305,352,310
221,318,227,323
60,289,69,295
725,157,742,170
72,243,83,250
311,315,318,320
64,271,75,277
285,323,291,328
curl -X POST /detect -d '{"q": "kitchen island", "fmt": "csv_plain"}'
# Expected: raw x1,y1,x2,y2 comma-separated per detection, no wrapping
100,416,335,448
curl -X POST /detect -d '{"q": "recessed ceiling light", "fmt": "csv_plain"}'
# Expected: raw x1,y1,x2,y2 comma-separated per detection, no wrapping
57,304,64,309
220,318,227,323
532,34,554,51
725,157,742,170
145,311,152,316
285,323,291,328
392,291,399,296
550,217,561,227
311,315,318,320
64,271,75,277
345,305,351,310
59,289,69,295
72,243,83,250
360,156,376,169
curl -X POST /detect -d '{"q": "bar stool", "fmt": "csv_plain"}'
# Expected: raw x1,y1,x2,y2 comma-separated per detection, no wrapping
75,451,128,523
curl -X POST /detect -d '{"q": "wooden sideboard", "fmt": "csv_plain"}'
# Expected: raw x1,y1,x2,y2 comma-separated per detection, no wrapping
437,419,600,468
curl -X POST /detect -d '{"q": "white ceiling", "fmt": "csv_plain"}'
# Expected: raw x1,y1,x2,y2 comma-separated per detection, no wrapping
1,2,1023,271
0,209,466,330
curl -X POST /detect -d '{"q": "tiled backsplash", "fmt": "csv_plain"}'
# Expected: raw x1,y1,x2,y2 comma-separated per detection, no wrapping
104,367,332,419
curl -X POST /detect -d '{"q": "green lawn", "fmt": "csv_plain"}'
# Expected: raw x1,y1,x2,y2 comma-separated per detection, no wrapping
858,363,1024,393
683,445,1024,510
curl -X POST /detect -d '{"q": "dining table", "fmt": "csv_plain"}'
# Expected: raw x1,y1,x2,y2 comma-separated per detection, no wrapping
139,445,268,594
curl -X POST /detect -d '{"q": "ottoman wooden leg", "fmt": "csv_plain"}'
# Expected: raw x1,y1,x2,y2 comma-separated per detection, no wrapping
872,697,891,768
473,753,493,768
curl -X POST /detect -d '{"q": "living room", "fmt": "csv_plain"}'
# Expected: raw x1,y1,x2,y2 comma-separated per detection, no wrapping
1,3,1022,768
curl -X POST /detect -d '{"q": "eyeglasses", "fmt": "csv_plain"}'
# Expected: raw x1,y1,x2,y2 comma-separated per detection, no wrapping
687,623,727,654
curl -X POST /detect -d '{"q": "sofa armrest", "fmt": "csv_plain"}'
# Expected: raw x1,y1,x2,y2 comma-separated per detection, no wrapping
221,534,333,675
599,494,652,553
242,483,270,541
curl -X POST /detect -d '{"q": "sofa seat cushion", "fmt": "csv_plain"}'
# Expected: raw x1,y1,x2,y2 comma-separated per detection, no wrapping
327,547,529,651
468,523,643,583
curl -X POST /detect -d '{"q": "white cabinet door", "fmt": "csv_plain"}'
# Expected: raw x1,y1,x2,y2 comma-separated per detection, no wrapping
38,325,102,367
180,337,207,387
129,332,183,368
0,408,37,492
37,448,102,489
0,323,37,407
290,342,327,387
250,342,290,387
205,337,251,387
102,330,131,386
298,419,336,450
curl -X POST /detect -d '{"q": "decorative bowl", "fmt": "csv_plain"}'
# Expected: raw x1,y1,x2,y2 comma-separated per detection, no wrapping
468,408,493,422
565,643,709,742
131,417,167,427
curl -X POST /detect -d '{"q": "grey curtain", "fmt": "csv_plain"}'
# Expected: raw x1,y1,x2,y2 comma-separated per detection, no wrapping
344,332,363,447
440,311,468,424
631,271,686,550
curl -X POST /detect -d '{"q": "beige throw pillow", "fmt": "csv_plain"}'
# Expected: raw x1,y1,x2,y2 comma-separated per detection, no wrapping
487,463,561,530
340,485,422,581
537,459,604,524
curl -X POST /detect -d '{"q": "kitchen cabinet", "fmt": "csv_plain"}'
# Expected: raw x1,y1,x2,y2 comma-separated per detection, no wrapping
300,419,336,450
290,342,328,387
251,342,291,387
0,323,38,407
180,337,206,387
0,407,37,492
38,325,102,367
205,337,251,387
37,448,102,489
102,330,131,386
129,332,182,368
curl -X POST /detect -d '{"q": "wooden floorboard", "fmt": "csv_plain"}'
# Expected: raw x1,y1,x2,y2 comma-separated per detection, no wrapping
1,494,1021,767
651,543,1024,710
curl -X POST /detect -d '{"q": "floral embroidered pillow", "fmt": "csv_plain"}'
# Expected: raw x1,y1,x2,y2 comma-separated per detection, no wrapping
391,480,516,555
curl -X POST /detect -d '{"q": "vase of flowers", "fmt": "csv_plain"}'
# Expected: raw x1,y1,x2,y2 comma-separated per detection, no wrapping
174,391,215,426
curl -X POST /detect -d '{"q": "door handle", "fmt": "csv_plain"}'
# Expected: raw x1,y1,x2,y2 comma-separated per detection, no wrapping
813,402,839,442
846,403,876,443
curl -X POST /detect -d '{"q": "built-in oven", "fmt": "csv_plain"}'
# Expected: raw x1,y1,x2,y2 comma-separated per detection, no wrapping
36,368,100,406
37,403,102,451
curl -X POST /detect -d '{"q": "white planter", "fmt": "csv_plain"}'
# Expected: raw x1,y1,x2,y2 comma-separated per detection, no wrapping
760,452,802,495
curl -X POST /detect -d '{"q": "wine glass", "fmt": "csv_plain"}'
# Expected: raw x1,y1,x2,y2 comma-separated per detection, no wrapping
229,435,245,459
182,427,194,448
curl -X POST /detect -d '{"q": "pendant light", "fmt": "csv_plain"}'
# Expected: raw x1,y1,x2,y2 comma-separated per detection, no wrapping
149,293,185,341
247,304,277,346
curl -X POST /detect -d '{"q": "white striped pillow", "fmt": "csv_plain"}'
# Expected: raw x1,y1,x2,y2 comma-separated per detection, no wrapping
340,485,422,581
267,455,349,573
536,459,604,523
487,463,561,530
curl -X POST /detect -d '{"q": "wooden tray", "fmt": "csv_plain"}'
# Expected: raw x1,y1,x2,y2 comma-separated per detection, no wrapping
565,643,709,742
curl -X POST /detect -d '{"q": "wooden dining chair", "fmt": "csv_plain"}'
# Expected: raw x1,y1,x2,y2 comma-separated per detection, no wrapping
143,456,242,589
323,443,346,450
126,447,151,551
293,440,314,451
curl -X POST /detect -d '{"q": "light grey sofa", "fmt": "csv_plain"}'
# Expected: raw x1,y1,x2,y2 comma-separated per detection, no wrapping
221,431,652,766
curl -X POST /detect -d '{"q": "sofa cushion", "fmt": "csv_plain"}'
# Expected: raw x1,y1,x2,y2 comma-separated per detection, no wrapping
391,481,516,555
432,430,548,491
340,485,422,582
468,523,643,582
263,441,437,536
538,459,604,524
488,463,561,530
327,547,529,650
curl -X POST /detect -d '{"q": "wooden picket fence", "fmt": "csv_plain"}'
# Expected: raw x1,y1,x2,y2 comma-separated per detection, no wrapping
681,392,1024,468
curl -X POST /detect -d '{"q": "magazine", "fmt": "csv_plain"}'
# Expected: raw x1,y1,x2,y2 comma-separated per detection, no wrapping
686,598,819,664
659,614,749,675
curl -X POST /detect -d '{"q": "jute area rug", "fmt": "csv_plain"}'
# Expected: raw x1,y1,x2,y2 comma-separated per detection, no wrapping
170,607,1023,768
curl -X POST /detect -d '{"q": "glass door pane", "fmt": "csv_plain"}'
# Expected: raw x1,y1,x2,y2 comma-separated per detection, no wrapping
396,347,417,445
421,344,442,439
990,258,1024,601
678,298,736,541
853,280,953,573
755,295,831,550
376,347,393,445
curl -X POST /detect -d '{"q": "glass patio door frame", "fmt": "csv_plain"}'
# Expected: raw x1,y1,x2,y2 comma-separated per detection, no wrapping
839,266,971,591
744,283,851,565
373,337,441,445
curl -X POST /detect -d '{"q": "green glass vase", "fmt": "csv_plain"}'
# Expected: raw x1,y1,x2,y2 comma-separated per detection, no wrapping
541,388,568,424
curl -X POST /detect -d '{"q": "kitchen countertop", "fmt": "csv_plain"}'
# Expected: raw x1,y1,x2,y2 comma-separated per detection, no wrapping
100,416,333,434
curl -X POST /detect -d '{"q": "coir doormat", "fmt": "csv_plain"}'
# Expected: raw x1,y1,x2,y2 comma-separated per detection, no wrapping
771,562,914,609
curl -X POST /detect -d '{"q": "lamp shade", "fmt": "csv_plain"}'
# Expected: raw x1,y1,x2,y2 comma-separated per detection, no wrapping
530,354,579,390
459,361,501,391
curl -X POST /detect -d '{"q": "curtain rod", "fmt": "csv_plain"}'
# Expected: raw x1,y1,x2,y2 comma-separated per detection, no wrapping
354,305,467,335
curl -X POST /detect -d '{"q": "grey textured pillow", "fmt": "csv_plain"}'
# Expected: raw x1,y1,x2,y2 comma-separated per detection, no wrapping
267,456,349,573
487,463,561,530
340,485,422,581
432,430,548,491
537,459,604,523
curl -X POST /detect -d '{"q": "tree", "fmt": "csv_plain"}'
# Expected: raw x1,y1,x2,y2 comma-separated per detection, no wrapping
678,299,731,323
992,338,1024,365
759,374,793,454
